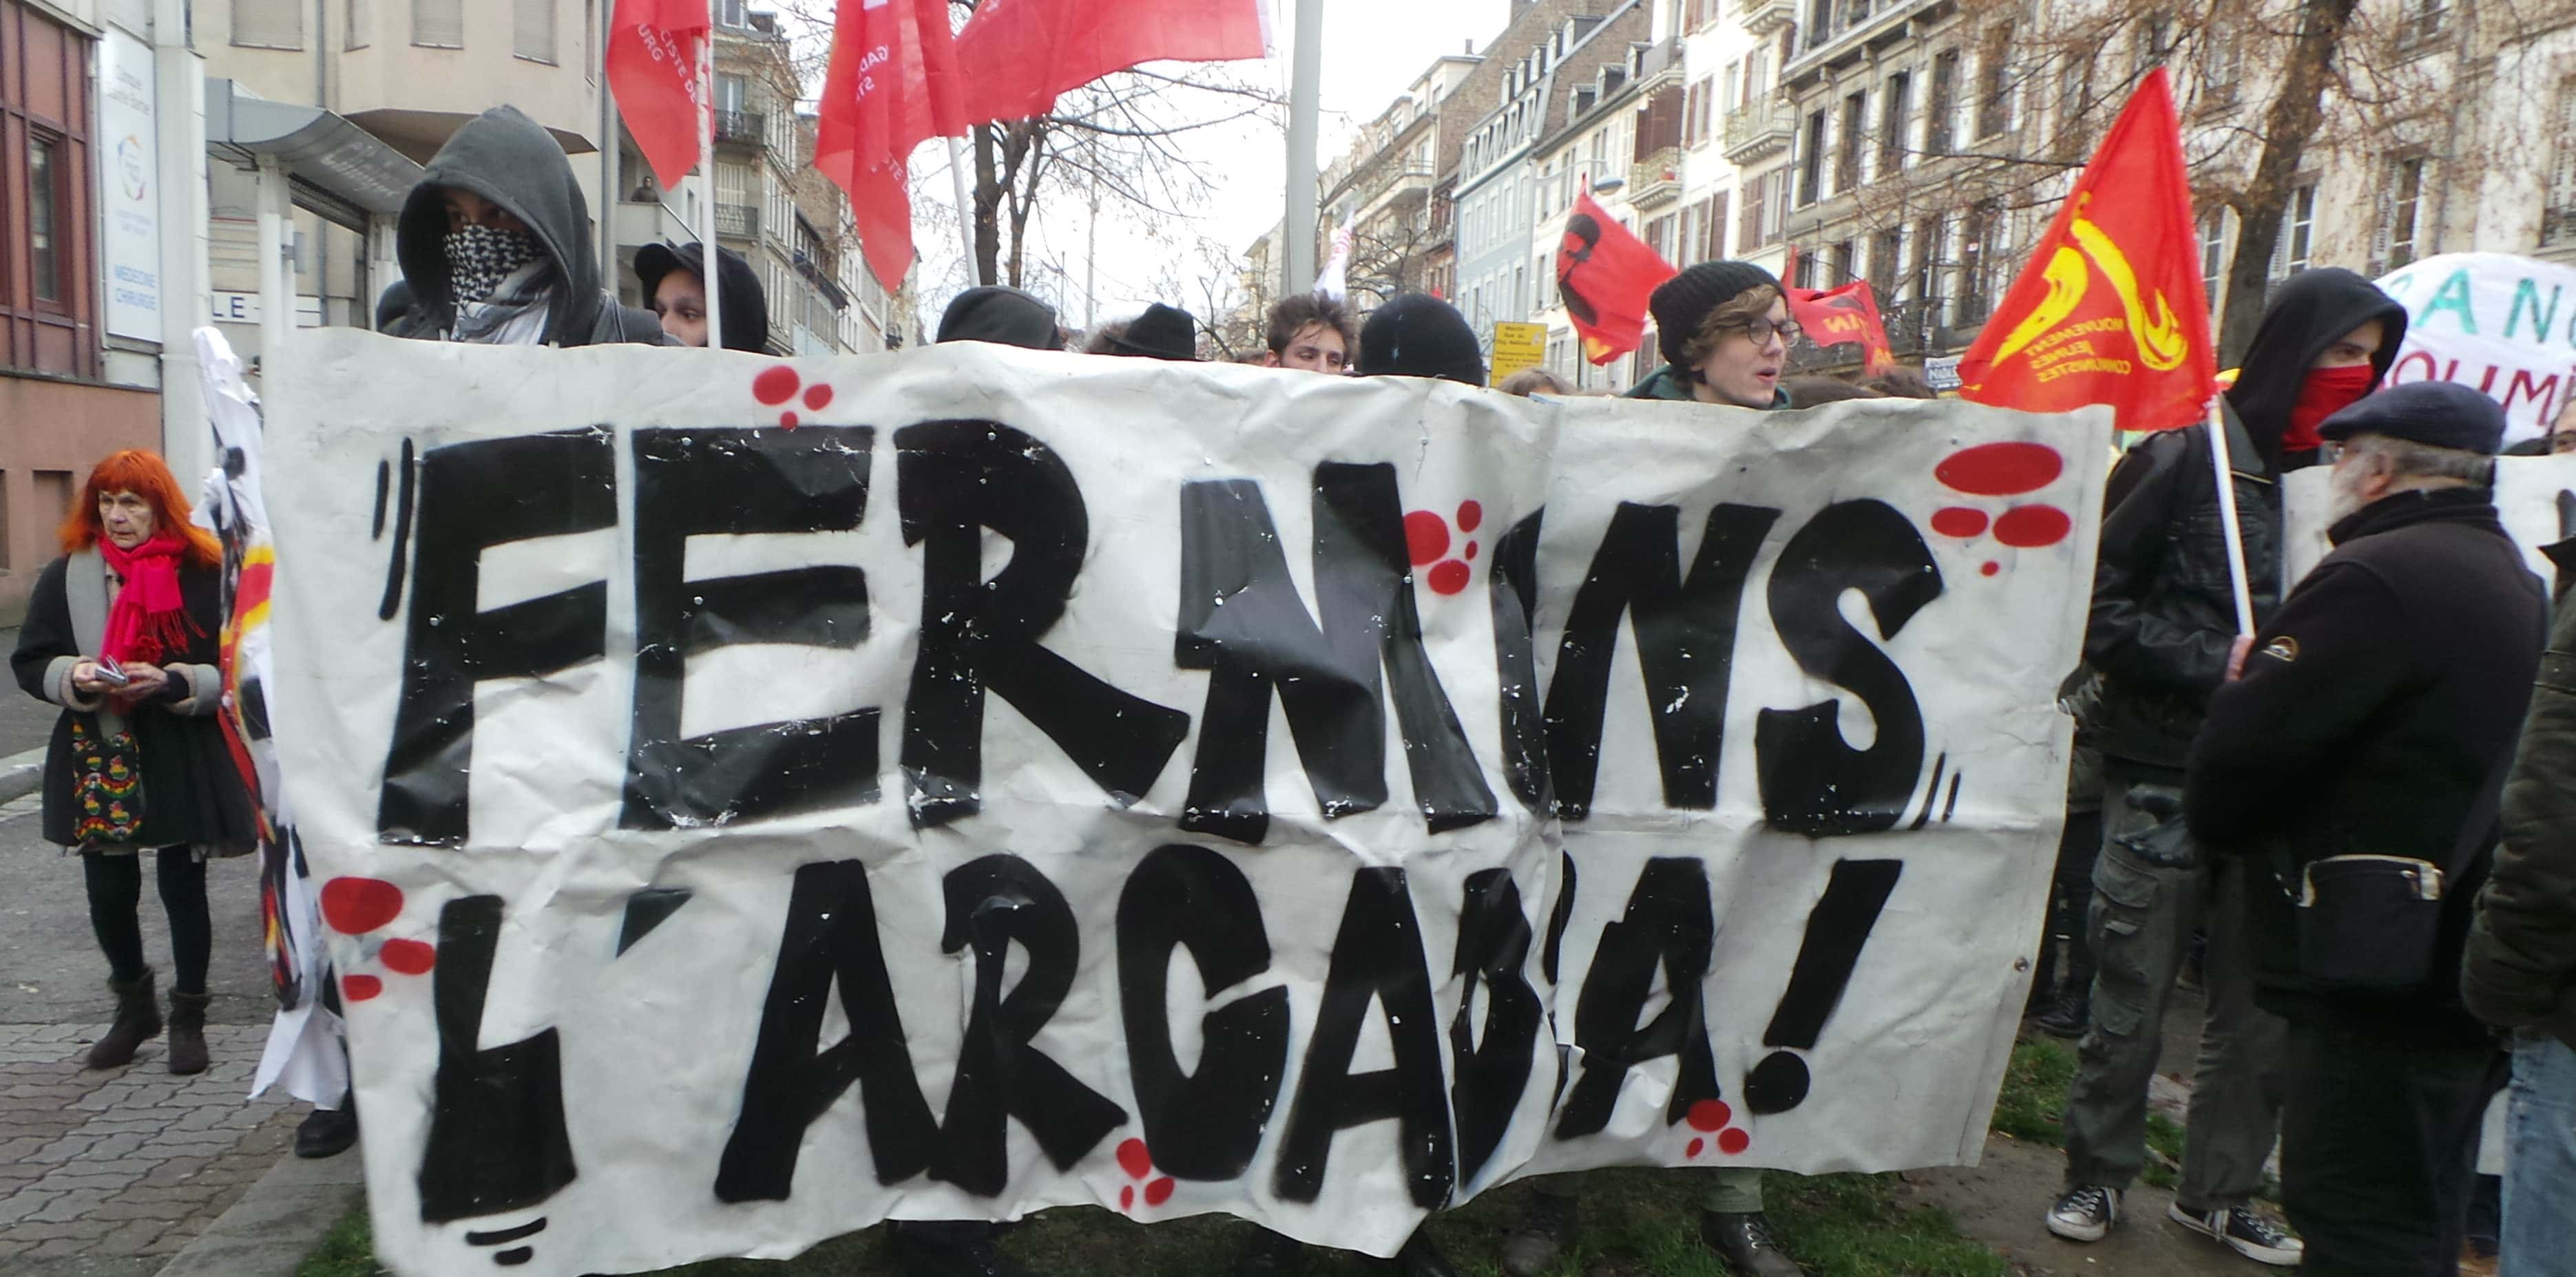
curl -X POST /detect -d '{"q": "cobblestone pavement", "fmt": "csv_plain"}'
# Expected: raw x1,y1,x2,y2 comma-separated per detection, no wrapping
3,781,308,1276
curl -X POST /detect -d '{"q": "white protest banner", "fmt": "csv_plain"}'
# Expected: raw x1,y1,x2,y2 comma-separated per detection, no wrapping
2376,253,2576,443
262,332,2107,1276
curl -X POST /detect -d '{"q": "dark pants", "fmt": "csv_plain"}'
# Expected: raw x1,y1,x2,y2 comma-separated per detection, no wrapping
84,847,211,995
2280,1019,2506,1276
2031,805,2103,1007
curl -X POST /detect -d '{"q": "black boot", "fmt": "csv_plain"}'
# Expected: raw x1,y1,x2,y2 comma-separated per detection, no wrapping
2033,987,2091,1039
296,1097,359,1159
883,1221,1036,1277
167,991,211,1075
85,971,161,1069
1701,1210,1807,1277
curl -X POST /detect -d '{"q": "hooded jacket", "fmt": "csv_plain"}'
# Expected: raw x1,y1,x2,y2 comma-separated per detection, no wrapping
937,286,1062,350
636,241,770,352
384,106,666,347
2466,584,2576,1050
2080,268,2409,776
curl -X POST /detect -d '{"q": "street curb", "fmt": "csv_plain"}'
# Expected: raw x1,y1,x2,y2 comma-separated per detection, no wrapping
154,1143,365,1277
0,743,44,805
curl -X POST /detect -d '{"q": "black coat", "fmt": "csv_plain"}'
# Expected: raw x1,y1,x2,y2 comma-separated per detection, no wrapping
2187,489,2546,1036
2464,585,2576,1049
9,552,258,851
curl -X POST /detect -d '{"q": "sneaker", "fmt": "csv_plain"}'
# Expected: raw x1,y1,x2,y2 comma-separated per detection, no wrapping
1700,1210,1806,1277
2045,1186,2122,1242
2168,1203,2303,1267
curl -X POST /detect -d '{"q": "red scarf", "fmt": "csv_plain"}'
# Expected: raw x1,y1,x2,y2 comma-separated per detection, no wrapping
2283,364,2379,454
98,531,197,667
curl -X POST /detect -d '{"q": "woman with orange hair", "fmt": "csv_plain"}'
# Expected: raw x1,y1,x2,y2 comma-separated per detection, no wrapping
10,450,255,1075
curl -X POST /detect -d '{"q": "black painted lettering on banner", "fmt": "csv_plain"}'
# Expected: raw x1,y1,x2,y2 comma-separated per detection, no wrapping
624,427,879,829
934,854,1129,1194
894,421,1191,829
1486,511,1553,813
1542,502,1781,819
1555,856,1722,1139
379,431,616,844
1743,858,1906,1114
1274,867,1454,1207
717,861,940,1201
1755,500,1943,836
1448,867,1542,1184
1116,845,1289,1181
417,895,577,1223
1174,465,1496,844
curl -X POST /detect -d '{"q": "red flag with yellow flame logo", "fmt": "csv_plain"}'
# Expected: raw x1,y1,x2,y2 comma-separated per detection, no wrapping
1958,67,2213,432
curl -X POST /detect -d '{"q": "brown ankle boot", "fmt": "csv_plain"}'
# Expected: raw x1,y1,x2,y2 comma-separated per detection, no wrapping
167,991,211,1075
85,971,162,1069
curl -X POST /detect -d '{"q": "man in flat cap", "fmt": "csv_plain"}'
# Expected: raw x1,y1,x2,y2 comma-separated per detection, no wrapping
2186,381,2546,1276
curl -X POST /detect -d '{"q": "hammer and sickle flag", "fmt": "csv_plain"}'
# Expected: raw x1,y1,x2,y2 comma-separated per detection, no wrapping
1959,67,2214,432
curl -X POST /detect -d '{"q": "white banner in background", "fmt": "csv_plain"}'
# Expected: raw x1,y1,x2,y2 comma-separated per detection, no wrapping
262,333,2107,1277
2377,253,2576,443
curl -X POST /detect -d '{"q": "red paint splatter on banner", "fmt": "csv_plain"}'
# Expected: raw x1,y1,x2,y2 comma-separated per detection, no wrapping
320,878,404,936
1993,505,2073,547
1465,541,1479,561
342,974,382,1002
1145,1176,1175,1206
380,939,437,975
802,383,834,411
1428,560,1472,595
1982,561,2002,577
1718,1128,1752,1155
1405,511,1451,565
1929,507,1990,538
1687,1138,1706,1158
779,412,799,430
1116,1138,1153,1180
1686,1099,1732,1132
753,366,801,405
1119,1185,1134,1212
1456,500,1483,532
1936,442,2064,496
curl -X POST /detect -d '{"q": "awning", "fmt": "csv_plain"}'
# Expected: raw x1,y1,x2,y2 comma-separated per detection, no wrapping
205,79,425,221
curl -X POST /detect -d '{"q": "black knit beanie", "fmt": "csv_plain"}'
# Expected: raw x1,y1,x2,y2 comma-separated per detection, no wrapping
1357,293,1487,387
1650,260,1782,370
938,286,1062,350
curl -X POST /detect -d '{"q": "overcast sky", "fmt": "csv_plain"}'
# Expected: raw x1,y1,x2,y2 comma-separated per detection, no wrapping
904,1,1509,335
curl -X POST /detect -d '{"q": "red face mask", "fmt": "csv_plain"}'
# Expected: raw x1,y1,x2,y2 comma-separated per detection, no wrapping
2284,364,2378,453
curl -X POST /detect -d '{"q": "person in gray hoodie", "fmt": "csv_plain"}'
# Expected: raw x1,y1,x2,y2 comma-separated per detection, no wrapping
381,105,667,346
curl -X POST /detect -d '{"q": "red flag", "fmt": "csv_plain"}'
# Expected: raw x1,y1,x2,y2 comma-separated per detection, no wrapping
954,0,1267,125
1780,250,1896,373
605,0,712,191
816,0,966,294
1958,67,2214,432
1556,189,1677,366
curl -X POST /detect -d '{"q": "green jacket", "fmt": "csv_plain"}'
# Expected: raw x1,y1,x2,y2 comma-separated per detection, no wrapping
2466,584,2576,1049
1624,364,1789,408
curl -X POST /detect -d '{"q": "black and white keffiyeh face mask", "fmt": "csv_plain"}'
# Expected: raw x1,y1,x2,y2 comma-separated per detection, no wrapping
443,223,543,305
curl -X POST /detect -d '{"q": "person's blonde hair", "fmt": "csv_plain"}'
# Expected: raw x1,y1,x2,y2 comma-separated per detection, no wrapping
1682,284,1784,370
1498,368,1576,397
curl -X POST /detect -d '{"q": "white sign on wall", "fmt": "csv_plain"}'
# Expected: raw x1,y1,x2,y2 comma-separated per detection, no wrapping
97,29,160,343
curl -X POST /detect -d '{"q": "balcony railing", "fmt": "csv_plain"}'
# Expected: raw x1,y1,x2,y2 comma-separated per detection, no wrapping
714,109,766,147
715,203,759,240
1354,160,1436,213
1721,98,1793,164
1629,146,1684,209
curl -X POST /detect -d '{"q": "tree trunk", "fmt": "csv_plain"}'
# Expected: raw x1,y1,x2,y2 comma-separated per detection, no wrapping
972,124,1003,286
2217,0,2361,364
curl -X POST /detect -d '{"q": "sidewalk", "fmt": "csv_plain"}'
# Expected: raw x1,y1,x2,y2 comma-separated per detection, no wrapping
0,786,320,1276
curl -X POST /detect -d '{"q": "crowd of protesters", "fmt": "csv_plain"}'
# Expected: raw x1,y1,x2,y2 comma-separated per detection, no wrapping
14,104,2575,1277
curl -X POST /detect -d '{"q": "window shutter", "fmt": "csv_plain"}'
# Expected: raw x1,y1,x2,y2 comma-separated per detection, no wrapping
516,0,556,61
1707,191,1728,258
413,0,463,47
233,0,305,48
1741,173,1763,248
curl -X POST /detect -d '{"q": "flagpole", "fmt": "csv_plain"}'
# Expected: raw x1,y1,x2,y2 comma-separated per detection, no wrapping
2203,397,2259,636
598,0,618,291
948,136,978,285
700,0,724,352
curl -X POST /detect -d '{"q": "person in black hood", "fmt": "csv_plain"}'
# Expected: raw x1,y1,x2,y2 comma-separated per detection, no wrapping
2045,268,2406,1265
936,286,1063,350
2188,382,2540,1277
1355,293,1487,387
383,105,667,346
636,241,768,351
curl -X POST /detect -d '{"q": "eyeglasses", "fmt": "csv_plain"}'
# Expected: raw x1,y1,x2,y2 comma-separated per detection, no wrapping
1721,318,1803,346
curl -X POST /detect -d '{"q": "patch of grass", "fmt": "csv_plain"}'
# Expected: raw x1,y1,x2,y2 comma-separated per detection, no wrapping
295,1200,380,1277
1767,1173,2012,1277
2141,1113,2188,1190
1987,1035,2078,1146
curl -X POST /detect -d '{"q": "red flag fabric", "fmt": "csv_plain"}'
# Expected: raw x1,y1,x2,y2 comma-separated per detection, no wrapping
1556,190,1676,366
1779,254,1897,373
605,0,712,191
954,0,1267,125
816,0,966,294
1958,67,2214,432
